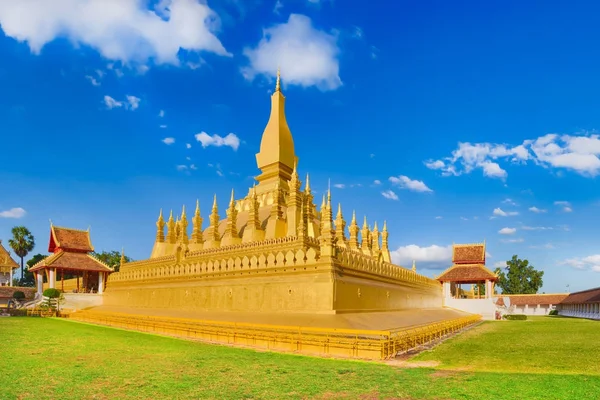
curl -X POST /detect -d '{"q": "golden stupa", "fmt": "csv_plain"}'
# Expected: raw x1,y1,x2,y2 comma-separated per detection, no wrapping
80,71,478,359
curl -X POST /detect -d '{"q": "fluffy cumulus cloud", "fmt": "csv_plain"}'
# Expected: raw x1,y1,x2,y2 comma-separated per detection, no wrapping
425,133,600,179
0,0,229,66
194,132,240,151
242,14,341,90
391,244,452,268
0,207,26,218
104,95,140,110
162,137,175,145
561,255,600,272
498,227,516,235
529,206,547,213
389,175,433,193
381,190,398,200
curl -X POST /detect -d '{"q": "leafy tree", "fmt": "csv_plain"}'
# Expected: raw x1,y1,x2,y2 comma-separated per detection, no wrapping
21,254,48,287
494,255,544,294
8,226,35,282
92,250,133,272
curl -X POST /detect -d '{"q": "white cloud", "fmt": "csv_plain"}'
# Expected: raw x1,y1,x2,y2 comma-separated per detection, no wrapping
186,143,191,149
493,208,518,217
501,238,524,243
381,190,398,200
104,94,140,110
425,133,600,179
0,0,230,67
160,124,168,129
502,198,517,206
273,0,283,14
389,175,433,193
561,255,600,271
521,226,553,231
391,244,452,267
162,137,175,145
104,95,122,109
373,180,381,185
0,207,26,218
176,165,188,171
85,75,100,86
241,14,341,91
554,200,573,212
530,243,555,249
498,227,516,235
159,110,165,118
435,216,443,220
189,164,197,170
126,95,140,110
493,261,507,269
460,217,469,221
333,184,345,189
528,206,547,213
195,132,240,151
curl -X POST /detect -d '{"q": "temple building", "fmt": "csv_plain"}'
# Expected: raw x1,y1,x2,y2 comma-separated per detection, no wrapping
67,72,480,359
0,240,19,286
437,243,499,319
30,224,114,295
495,293,568,315
557,287,600,320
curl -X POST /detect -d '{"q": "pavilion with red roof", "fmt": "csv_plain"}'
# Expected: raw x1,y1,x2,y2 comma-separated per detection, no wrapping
29,224,113,295
437,242,498,301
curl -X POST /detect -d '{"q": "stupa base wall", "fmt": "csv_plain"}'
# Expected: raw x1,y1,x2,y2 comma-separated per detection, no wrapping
104,268,336,314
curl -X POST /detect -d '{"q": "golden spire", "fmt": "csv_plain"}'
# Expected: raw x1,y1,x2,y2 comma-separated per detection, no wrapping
191,200,204,244
334,203,347,245
156,208,165,243
120,248,126,269
320,194,326,211
371,221,381,254
229,189,235,207
412,259,416,273
212,194,218,211
210,194,220,243
166,209,176,244
255,66,296,190
275,67,281,92
348,210,359,250
327,180,331,208
180,205,189,244
361,216,372,256
305,173,311,194
381,220,391,263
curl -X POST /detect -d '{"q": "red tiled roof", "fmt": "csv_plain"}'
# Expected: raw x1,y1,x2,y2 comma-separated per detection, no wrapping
495,293,568,306
49,226,94,253
437,264,497,282
452,243,485,264
0,240,19,269
560,287,600,304
29,251,112,273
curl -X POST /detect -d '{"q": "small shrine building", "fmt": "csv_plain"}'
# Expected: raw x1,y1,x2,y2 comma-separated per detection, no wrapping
437,242,498,319
29,224,113,295
0,240,19,286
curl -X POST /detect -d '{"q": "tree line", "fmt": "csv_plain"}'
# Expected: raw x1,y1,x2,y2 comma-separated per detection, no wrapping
6,226,132,287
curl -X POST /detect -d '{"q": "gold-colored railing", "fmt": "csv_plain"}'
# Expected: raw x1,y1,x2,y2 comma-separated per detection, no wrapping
68,311,480,360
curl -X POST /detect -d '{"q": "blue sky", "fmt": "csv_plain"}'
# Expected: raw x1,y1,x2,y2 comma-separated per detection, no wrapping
1,0,599,293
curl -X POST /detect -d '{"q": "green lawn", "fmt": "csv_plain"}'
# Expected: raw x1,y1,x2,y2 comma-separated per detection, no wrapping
1,316,599,399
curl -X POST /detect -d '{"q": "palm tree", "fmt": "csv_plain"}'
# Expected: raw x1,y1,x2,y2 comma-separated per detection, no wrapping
8,226,35,283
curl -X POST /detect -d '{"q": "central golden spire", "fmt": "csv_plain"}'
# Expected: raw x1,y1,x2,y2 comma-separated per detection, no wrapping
255,67,297,194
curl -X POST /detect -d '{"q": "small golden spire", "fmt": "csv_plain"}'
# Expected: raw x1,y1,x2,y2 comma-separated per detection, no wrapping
327,179,331,207
212,194,218,210
351,210,357,224
181,204,186,218
362,215,368,229
337,203,342,219
412,260,416,273
195,200,200,216
383,220,388,232
275,67,281,92
320,195,326,210
305,173,311,193
373,221,379,231
229,189,235,207
168,210,174,222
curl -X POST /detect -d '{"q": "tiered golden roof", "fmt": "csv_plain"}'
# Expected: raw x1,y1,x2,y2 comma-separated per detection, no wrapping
0,240,19,274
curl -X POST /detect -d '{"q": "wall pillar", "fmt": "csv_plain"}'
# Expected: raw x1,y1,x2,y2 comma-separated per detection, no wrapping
484,280,491,298
98,273,104,294
49,268,56,289
36,272,43,295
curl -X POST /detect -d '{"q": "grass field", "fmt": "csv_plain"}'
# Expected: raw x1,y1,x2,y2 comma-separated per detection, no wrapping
1,316,599,399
